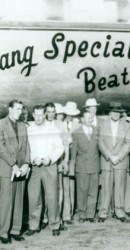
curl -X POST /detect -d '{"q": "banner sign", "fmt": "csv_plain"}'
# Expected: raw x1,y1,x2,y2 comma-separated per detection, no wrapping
0,28,130,107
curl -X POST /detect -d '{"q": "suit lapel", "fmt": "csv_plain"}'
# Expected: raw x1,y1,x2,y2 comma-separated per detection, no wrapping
17,122,23,150
114,119,123,147
81,126,91,142
106,118,114,148
5,117,18,150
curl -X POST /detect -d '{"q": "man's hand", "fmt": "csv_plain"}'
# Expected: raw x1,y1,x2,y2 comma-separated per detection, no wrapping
20,164,29,177
110,155,120,165
42,157,51,166
12,164,21,177
62,161,69,175
33,157,42,166
68,160,75,177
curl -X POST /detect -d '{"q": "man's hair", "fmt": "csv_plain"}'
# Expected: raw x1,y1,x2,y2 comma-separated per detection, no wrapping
44,102,55,112
33,104,45,113
8,99,23,108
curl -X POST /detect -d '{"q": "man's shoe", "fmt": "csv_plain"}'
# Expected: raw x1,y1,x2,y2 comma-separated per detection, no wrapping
0,237,11,244
119,217,126,222
86,218,96,223
25,229,40,236
10,234,25,241
52,229,60,236
65,220,74,225
41,222,48,230
98,217,106,222
60,223,68,231
79,218,85,223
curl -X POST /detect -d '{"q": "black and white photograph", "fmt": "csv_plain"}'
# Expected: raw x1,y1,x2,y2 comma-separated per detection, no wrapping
0,0,130,249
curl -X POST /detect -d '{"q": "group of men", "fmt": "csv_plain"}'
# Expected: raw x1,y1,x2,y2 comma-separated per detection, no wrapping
0,98,130,244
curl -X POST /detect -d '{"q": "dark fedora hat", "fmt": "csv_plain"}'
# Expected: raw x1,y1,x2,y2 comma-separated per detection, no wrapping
108,102,125,113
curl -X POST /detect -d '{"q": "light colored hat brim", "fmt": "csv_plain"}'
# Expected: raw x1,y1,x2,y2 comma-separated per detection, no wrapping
56,111,65,114
83,103,100,107
64,109,80,116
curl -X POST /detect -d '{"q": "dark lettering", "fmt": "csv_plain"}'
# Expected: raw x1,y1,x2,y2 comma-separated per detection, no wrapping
108,74,120,88
112,42,125,57
44,33,65,60
78,41,88,57
103,35,111,57
21,46,38,76
63,40,76,63
77,67,95,93
98,77,106,90
121,67,129,85
91,42,101,57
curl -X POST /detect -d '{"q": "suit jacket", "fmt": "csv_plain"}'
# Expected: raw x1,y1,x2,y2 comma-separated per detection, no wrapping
98,118,130,171
0,116,30,177
70,126,100,174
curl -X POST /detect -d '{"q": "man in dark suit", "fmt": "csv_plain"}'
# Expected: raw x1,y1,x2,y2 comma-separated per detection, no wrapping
0,99,30,244
69,108,100,222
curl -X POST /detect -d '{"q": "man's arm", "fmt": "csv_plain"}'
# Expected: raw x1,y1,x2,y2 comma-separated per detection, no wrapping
69,131,78,176
0,121,16,166
50,133,64,165
98,123,111,160
117,124,130,161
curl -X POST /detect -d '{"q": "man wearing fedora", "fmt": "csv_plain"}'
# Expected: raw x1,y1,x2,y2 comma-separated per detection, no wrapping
98,102,130,222
69,108,100,222
84,98,100,127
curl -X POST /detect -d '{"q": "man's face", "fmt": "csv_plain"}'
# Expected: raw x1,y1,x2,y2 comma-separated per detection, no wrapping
83,112,93,126
88,106,97,117
20,109,28,122
46,107,55,121
65,115,73,122
9,103,23,121
56,113,64,121
110,111,120,121
33,109,45,125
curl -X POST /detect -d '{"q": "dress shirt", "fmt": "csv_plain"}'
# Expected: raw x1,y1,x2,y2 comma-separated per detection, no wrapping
83,124,92,140
27,121,64,165
92,116,97,127
110,119,119,146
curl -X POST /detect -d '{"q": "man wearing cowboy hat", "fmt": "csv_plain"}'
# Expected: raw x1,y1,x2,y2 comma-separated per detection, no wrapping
54,103,70,230
98,102,130,222
63,101,81,224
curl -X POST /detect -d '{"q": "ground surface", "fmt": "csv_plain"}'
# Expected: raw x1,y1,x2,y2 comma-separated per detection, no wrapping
1,215,130,250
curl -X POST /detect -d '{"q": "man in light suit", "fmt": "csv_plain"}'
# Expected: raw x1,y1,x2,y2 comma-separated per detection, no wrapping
69,108,100,222
98,102,130,222
0,99,30,244
26,104,64,236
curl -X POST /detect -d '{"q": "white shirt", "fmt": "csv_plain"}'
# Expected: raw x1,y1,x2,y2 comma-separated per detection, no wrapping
92,116,97,127
27,121,64,164
83,124,92,140
110,119,119,146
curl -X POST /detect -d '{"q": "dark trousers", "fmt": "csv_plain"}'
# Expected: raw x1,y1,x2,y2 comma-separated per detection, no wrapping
0,177,25,238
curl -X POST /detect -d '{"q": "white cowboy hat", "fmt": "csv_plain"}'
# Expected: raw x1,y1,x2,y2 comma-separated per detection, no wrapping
54,103,65,114
84,98,100,107
64,102,80,116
